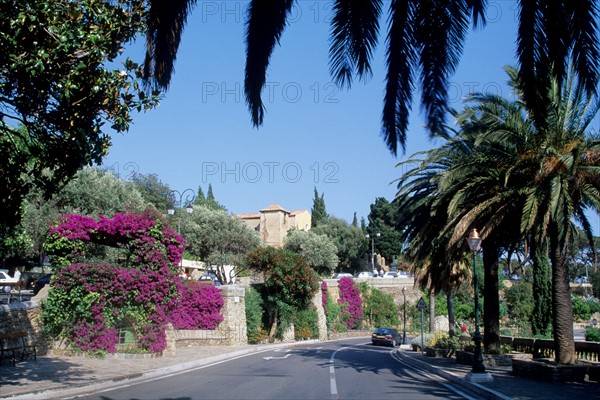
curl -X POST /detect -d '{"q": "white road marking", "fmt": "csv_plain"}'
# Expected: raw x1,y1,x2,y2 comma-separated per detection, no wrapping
328,347,349,399
263,353,292,360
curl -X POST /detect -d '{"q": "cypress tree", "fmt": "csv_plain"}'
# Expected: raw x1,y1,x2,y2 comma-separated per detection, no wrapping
311,187,328,227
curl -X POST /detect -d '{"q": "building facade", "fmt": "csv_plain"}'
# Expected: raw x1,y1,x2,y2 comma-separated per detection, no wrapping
237,203,311,247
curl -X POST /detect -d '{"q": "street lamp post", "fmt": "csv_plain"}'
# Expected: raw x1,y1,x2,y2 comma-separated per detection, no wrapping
168,189,195,269
168,189,196,235
366,232,380,276
402,286,407,344
465,228,493,383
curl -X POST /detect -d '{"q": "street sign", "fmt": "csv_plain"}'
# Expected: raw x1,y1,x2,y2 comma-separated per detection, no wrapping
417,297,427,309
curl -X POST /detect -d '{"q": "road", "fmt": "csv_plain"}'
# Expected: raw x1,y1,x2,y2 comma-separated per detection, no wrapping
74,338,482,400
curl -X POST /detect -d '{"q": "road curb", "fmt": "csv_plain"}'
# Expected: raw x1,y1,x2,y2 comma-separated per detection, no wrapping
396,350,511,400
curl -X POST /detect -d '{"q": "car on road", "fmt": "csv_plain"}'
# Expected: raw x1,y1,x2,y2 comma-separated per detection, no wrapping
371,327,402,347
383,271,398,278
576,276,588,284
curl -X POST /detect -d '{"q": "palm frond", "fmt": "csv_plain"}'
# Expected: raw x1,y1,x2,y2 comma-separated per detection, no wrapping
329,0,383,88
381,0,418,155
143,0,197,90
244,0,295,127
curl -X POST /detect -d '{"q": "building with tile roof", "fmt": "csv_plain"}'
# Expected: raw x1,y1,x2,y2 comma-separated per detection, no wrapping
237,203,311,247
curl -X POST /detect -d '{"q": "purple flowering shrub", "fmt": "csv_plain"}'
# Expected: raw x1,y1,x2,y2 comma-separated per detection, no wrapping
42,211,222,354
337,277,364,330
171,283,224,330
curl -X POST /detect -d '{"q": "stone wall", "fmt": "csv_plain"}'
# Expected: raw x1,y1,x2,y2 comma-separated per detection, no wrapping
214,284,247,345
0,302,50,354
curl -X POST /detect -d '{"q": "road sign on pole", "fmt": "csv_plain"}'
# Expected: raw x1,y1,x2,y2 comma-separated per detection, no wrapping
417,297,427,309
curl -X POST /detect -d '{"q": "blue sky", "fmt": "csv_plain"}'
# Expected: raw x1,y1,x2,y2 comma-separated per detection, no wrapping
102,1,583,226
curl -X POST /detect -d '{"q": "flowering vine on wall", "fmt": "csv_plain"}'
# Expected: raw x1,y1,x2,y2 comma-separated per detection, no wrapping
337,277,364,330
42,210,223,354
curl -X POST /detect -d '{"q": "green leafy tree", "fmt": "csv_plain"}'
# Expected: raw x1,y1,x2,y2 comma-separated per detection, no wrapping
144,1,598,155
311,187,328,228
194,186,206,206
130,173,173,212
313,217,368,273
284,230,338,276
3,168,149,262
0,0,159,228
246,247,319,339
367,197,403,263
183,205,260,283
205,184,226,210
504,282,534,324
360,283,399,328
245,286,265,344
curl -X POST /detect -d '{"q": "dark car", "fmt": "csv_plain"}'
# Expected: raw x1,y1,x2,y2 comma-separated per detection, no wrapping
33,274,52,295
371,327,402,347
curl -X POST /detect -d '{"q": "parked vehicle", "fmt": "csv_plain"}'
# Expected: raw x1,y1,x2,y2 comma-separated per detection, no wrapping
33,274,52,295
333,273,353,280
576,276,588,284
371,327,402,347
383,271,398,278
355,271,374,279
198,273,221,286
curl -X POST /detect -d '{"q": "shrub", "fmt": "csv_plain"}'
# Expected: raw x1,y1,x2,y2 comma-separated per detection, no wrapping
363,287,399,328
585,327,600,342
42,211,185,354
325,297,347,334
294,306,319,340
245,286,266,344
411,333,435,349
572,295,592,321
338,277,363,329
170,283,224,330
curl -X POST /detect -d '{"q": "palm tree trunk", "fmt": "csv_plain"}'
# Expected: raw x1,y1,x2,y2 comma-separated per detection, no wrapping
482,241,500,353
550,226,576,364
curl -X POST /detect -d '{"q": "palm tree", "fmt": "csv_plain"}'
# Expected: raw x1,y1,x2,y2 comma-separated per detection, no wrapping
455,66,600,363
143,0,599,155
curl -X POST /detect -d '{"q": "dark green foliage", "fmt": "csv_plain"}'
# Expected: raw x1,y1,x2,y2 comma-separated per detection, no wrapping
366,197,403,263
311,187,328,228
245,286,265,344
591,270,600,298
130,173,173,212
504,282,534,322
585,327,600,342
362,286,399,328
325,296,347,334
572,295,593,321
531,244,552,336
0,0,159,228
313,217,367,273
294,306,319,340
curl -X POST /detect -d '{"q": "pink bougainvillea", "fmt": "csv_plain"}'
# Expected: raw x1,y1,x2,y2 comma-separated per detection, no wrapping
42,211,223,354
171,283,224,330
337,277,364,330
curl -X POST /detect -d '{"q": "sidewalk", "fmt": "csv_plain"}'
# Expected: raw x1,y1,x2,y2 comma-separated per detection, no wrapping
397,348,599,400
1,341,598,400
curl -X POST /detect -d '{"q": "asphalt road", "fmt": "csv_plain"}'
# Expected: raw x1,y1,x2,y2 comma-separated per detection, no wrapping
75,338,482,400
